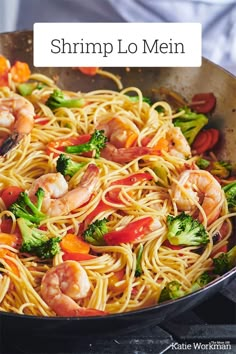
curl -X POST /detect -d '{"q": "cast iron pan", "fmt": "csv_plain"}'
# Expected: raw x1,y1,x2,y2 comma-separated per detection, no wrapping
0,31,235,336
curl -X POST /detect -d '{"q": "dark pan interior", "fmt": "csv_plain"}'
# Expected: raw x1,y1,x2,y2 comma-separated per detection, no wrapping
0,30,235,335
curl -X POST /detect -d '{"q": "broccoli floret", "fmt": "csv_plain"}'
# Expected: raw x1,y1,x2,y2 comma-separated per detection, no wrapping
159,281,185,303
17,218,60,259
128,95,152,105
196,158,210,169
82,218,108,246
9,188,46,225
223,182,236,212
191,272,212,292
213,245,236,275
151,162,169,187
128,95,165,113
135,244,144,277
173,107,208,145
210,161,232,179
166,212,209,246
17,82,45,96
56,154,86,177
65,130,108,158
46,89,85,110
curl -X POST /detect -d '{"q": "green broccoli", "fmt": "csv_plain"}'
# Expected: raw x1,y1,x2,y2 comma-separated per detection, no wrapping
196,158,210,169
213,245,236,275
210,161,232,179
151,161,169,187
65,129,108,158
46,89,85,110
17,218,60,259
9,188,46,225
128,95,152,105
17,82,45,96
56,154,86,177
191,272,212,292
82,218,108,246
166,212,209,246
135,244,144,277
223,182,236,212
173,107,208,145
128,95,165,112
159,281,185,303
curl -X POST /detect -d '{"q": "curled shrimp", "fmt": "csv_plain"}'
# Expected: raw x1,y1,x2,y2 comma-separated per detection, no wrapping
97,116,158,163
166,127,191,159
28,164,99,217
41,260,106,317
172,169,224,225
0,94,35,155
96,115,140,148
100,142,158,163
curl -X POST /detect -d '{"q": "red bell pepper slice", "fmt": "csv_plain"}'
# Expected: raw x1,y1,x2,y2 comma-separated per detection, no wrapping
83,200,113,230
0,186,24,209
104,217,153,245
107,173,153,203
46,134,91,157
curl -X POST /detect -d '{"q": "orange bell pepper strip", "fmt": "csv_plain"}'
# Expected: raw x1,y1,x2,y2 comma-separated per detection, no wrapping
0,249,20,277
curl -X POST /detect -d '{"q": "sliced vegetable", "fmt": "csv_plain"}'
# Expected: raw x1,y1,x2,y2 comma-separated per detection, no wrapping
46,89,85,110
0,55,9,86
60,233,90,254
65,130,108,158
0,249,19,276
107,173,153,203
10,61,31,83
192,128,219,154
173,108,208,145
210,161,232,179
191,93,216,114
1,186,24,208
196,158,210,169
77,67,98,76
135,244,144,277
104,217,153,245
82,218,108,246
17,82,44,96
0,232,19,248
46,134,91,156
83,200,113,229
62,252,96,261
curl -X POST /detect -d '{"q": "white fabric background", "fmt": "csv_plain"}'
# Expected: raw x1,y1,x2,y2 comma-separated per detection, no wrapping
0,0,235,74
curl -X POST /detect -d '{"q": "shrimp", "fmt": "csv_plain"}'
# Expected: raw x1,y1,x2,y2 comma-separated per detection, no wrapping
41,260,106,317
96,116,159,163
0,94,35,155
172,169,224,225
100,142,158,163
166,127,191,159
96,115,140,148
28,164,99,217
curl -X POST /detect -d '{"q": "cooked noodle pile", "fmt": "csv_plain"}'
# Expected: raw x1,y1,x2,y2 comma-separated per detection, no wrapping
0,71,233,317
